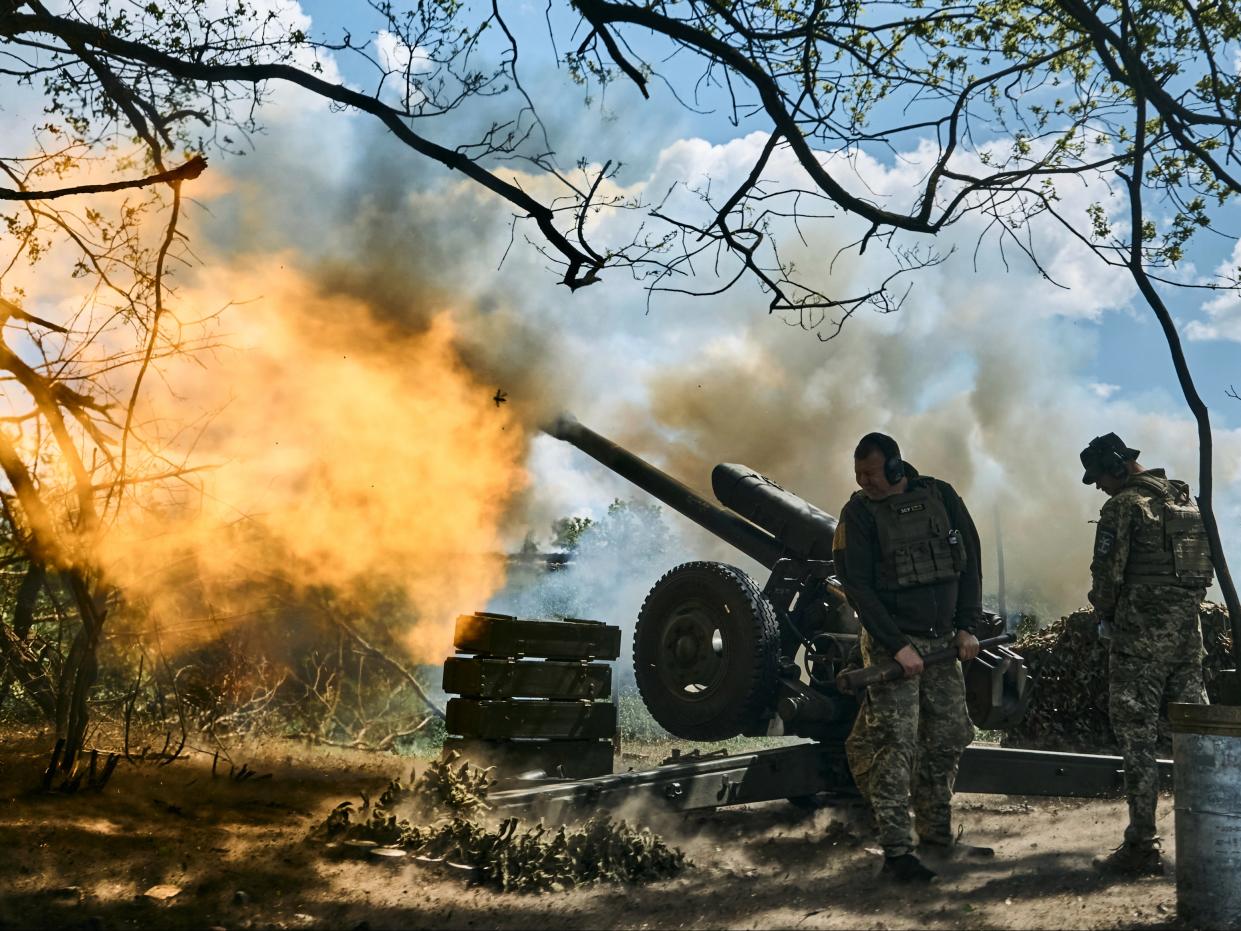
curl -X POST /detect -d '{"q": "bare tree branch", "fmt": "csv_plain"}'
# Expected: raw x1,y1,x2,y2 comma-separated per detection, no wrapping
0,155,206,202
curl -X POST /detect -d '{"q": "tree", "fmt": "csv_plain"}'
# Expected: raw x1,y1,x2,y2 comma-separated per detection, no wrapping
2,1,1239,665
501,498,672,622
551,516,594,552
0,0,223,756
0,204,218,759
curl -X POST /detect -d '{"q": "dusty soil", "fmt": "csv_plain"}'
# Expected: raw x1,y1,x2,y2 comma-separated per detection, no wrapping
0,737,1186,930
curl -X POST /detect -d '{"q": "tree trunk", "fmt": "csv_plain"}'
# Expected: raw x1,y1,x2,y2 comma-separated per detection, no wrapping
1127,265,1241,673
55,569,108,765
1122,93,1241,681
0,619,57,716
13,560,46,639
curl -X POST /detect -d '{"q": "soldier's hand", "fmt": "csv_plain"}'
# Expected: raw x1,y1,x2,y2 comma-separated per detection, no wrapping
955,630,980,662
894,645,924,678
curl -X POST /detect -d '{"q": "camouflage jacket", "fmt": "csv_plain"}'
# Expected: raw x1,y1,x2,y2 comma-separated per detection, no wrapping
1088,468,1206,630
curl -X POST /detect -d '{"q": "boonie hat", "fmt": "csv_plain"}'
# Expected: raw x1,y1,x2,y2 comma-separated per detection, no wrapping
1080,432,1141,484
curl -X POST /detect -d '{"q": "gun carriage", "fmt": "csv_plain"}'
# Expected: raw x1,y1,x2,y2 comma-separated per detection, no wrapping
481,416,1171,818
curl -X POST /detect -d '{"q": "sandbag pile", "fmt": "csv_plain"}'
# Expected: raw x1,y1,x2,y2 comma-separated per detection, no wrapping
1001,609,1112,753
1001,603,1232,755
313,752,686,892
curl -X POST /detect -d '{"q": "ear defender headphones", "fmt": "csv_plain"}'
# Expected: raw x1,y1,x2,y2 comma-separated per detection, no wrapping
883,451,906,486
1102,447,1127,479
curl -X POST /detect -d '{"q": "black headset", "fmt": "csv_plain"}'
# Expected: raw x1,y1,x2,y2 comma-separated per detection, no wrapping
1102,448,1128,478
884,453,906,486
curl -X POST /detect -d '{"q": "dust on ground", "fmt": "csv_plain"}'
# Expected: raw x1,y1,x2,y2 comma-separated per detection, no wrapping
0,737,1183,930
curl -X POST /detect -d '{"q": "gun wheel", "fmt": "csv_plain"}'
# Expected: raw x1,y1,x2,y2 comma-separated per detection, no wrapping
634,561,780,741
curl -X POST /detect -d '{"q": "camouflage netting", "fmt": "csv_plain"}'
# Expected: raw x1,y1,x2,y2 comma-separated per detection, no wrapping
1001,603,1233,755
312,753,687,892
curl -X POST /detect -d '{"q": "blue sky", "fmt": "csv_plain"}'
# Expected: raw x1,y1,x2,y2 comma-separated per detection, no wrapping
294,0,1240,431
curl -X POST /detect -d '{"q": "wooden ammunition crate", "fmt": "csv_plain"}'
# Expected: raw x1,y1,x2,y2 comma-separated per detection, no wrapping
453,613,621,661
444,737,614,780
441,612,620,779
446,697,617,740
442,656,611,700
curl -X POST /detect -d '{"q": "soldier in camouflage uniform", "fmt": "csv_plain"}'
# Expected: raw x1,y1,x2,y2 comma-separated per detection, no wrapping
1080,432,1213,877
833,433,986,883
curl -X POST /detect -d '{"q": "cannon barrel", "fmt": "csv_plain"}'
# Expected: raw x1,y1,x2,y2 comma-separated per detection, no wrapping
545,414,785,568
711,464,837,563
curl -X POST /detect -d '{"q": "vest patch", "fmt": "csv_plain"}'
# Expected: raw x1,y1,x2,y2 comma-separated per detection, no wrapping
896,503,925,515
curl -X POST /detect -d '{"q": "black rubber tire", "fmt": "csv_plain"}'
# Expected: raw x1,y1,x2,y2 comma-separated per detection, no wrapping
633,561,780,741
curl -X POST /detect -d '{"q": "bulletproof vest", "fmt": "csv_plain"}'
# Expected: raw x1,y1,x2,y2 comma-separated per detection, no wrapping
862,478,967,590
1122,472,1215,588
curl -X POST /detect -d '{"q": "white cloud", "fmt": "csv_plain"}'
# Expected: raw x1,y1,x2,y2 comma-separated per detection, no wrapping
1189,238,1241,341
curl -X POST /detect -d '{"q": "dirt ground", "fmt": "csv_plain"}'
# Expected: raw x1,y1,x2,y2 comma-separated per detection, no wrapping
0,737,1186,931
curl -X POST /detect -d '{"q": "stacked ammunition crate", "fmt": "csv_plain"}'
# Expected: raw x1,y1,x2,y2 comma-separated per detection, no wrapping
442,612,621,780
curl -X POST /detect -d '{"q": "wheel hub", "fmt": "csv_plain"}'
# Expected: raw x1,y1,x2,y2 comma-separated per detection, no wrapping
674,634,699,664
657,601,726,698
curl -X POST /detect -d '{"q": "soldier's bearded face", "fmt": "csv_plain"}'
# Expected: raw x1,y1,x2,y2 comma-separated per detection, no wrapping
855,450,900,501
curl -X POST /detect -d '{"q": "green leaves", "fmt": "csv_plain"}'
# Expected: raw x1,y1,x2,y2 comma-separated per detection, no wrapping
1087,202,1112,242
313,752,688,892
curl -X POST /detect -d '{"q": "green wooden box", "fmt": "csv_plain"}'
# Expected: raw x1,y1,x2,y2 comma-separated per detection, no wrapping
442,656,612,700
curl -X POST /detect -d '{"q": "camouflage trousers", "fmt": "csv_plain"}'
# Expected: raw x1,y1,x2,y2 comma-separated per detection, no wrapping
846,631,974,858
1109,606,1207,846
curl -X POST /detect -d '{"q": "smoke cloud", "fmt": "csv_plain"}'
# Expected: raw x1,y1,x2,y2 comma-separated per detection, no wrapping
94,262,530,661
179,103,1241,650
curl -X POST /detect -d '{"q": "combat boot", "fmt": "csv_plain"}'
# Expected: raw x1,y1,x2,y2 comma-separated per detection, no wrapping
880,853,937,884
1092,841,1164,877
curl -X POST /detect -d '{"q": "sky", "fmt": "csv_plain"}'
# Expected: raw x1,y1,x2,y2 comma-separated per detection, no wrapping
3,0,1241,637
282,1,1241,586
294,0,1241,428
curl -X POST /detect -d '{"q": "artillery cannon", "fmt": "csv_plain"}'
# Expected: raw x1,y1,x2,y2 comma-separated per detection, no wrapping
479,416,1172,818
544,414,1029,745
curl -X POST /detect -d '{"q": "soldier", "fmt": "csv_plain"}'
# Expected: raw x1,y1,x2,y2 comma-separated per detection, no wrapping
833,432,986,883
1080,432,1213,876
